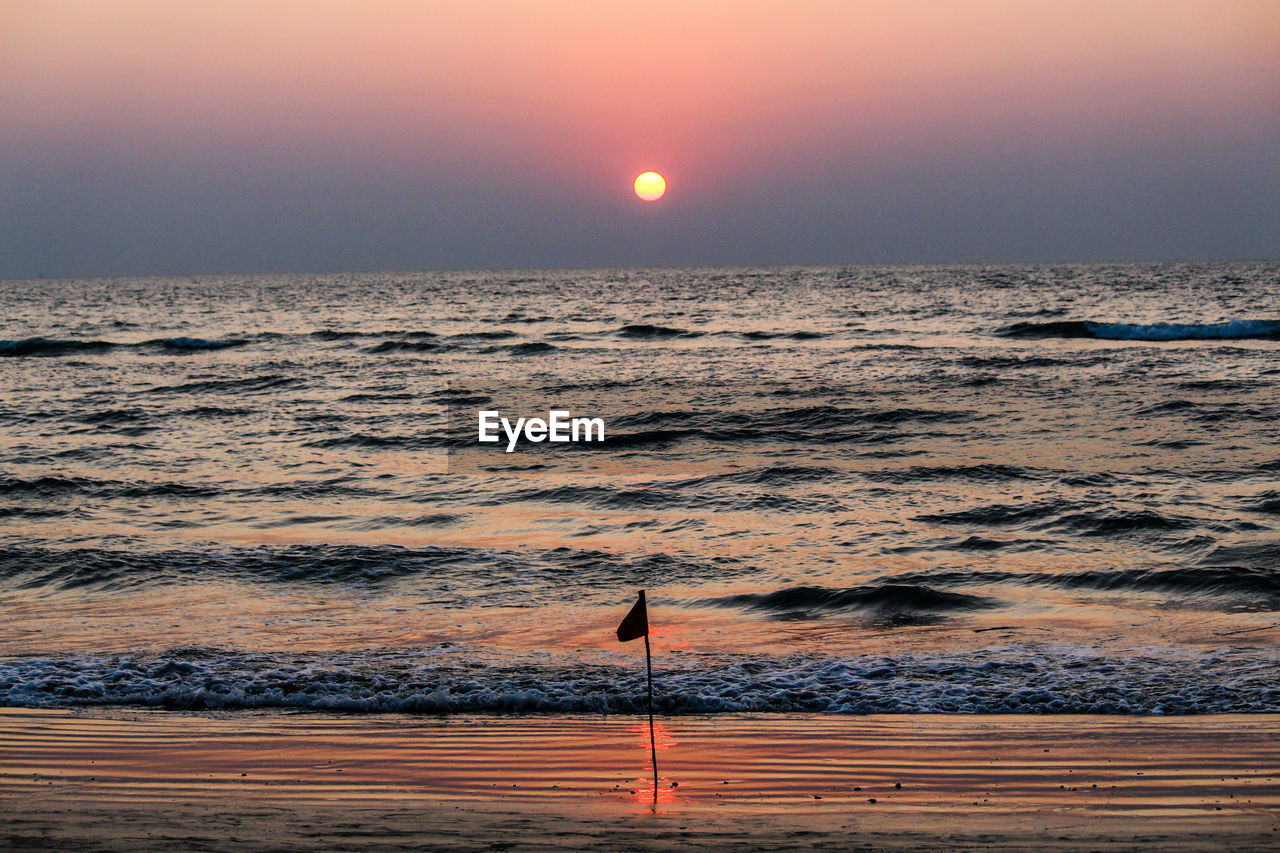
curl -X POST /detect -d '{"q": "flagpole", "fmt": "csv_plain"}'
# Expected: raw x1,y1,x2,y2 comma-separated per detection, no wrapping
616,588,658,803
643,627,657,802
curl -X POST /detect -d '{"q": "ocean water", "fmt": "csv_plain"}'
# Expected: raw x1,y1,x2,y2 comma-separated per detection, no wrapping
1,263,1278,715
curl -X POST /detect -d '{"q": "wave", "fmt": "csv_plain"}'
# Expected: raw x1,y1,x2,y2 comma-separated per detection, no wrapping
997,318,1280,341
1,336,249,356
2,645,1275,714
887,535,1050,554
340,391,416,402
1246,491,1280,514
336,513,462,530
916,501,1212,537
713,583,999,620
1067,565,1280,601
616,324,704,339
0,544,753,594
151,337,247,350
310,329,366,340
589,427,709,449
143,374,301,394
0,506,75,518
0,337,117,357
488,409,931,455
1194,541,1280,573
737,330,826,341
448,330,517,340
1135,399,1199,415
311,329,437,340
595,405,974,449
427,388,492,406
655,464,845,490
177,404,258,418
1134,399,1279,423
503,484,843,514
502,341,557,355
0,475,220,500
957,354,1078,369
236,480,389,501
916,499,1080,527
365,339,447,353
875,563,1280,609
304,432,447,450
1041,508,1208,536
1177,378,1265,391
943,535,1030,551
75,407,149,424
862,464,1047,484
0,544,501,592
540,547,752,585
996,321,1096,339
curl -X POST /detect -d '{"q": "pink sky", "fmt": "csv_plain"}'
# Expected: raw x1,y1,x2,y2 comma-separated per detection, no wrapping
2,1,1277,274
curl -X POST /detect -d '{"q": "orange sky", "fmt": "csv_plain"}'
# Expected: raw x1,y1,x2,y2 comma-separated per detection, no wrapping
2,0,1278,274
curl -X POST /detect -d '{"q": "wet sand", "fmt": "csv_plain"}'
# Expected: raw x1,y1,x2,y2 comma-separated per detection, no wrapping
1,709,1277,850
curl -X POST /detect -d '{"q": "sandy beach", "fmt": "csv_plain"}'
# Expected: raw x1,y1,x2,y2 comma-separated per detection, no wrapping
1,708,1276,850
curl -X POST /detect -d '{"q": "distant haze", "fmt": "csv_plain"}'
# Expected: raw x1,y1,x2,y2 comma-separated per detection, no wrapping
2,0,1277,278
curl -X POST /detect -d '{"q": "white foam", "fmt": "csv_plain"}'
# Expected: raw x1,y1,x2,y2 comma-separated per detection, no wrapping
1,645,1276,715
1085,319,1279,341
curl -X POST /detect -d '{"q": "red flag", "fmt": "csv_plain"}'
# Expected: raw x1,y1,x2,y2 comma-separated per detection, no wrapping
616,590,648,642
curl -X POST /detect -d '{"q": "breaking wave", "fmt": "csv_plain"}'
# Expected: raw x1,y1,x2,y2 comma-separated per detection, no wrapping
997,318,1280,341
1,645,1275,714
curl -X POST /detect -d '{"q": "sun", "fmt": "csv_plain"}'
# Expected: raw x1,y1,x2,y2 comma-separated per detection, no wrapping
633,171,666,202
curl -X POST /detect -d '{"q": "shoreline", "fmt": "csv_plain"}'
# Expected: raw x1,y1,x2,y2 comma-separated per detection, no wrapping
2,709,1277,850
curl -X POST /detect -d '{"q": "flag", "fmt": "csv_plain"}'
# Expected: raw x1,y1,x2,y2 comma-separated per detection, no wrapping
615,589,658,801
616,590,648,642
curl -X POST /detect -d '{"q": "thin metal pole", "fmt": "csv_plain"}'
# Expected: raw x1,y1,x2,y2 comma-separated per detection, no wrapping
644,631,657,801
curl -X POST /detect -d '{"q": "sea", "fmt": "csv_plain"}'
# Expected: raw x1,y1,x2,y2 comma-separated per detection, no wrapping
1,262,1277,715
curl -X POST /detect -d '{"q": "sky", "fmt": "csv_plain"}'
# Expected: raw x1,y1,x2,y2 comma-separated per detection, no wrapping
1,0,1278,277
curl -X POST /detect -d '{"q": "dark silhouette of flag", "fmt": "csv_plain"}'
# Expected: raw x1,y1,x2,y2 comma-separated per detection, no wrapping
616,590,648,642
615,589,658,802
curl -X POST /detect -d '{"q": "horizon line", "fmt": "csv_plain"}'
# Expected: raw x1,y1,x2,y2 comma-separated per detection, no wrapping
4,255,1278,284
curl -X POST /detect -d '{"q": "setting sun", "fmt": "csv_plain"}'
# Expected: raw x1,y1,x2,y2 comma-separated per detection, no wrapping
633,171,666,202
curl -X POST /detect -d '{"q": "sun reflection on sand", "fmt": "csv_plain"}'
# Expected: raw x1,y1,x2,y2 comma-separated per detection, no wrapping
622,720,680,807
